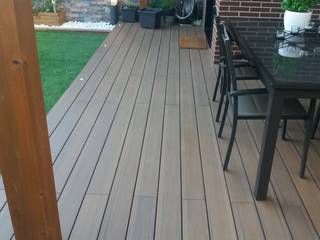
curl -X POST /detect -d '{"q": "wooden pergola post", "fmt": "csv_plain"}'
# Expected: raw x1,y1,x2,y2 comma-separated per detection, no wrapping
0,1,62,239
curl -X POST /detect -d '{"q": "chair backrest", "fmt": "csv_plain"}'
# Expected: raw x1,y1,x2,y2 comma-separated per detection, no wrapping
215,15,225,62
215,16,237,63
219,23,238,92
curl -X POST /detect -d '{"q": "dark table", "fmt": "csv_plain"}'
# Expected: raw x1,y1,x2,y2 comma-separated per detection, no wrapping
226,18,320,200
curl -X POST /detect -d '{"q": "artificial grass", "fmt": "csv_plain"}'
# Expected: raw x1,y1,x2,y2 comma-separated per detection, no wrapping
36,31,107,112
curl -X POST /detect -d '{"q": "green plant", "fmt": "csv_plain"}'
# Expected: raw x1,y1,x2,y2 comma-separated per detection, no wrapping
125,0,139,8
32,0,62,14
149,0,161,8
161,0,174,10
282,0,319,12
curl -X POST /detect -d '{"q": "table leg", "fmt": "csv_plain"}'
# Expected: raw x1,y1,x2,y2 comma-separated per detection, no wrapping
255,90,284,200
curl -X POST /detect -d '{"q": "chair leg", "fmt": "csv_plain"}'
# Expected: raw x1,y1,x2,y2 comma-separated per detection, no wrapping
312,105,320,139
282,119,287,141
216,70,227,122
223,113,238,170
212,63,222,101
218,97,229,138
300,99,316,178
216,90,225,122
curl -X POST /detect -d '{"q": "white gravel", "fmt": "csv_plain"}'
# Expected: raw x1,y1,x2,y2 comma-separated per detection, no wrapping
35,21,115,32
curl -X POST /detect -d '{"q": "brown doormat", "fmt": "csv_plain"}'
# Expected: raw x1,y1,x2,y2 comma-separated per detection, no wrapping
179,36,208,49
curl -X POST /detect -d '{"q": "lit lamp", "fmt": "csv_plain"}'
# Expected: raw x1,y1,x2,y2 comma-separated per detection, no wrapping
109,0,119,25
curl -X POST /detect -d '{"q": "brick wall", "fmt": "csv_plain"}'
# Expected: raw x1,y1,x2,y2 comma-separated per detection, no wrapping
212,0,320,63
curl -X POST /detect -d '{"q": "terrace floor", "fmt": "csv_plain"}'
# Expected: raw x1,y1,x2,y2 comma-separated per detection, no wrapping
1,23,320,239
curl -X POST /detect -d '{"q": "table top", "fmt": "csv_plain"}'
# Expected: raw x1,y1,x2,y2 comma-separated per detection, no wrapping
227,18,320,91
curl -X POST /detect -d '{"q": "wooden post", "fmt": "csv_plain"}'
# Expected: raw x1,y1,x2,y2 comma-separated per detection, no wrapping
0,1,62,239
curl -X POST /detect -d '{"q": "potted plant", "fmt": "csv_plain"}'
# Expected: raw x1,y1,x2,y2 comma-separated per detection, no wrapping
161,0,175,25
33,0,65,26
138,0,162,29
122,0,139,22
282,0,319,33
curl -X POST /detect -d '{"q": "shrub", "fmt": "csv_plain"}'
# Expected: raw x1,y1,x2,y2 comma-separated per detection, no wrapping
32,0,62,13
125,0,139,8
161,0,174,10
282,0,319,12
149,0,162,8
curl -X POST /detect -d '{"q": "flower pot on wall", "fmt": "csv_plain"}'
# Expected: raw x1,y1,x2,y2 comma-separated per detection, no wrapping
284,10,312,33
122,7,139,22
138,8,162,29
33,11,65,26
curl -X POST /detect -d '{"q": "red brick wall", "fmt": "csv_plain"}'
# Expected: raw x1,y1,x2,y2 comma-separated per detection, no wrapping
212,0,320,63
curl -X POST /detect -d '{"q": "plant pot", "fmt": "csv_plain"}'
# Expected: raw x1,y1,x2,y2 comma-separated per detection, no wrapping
161,15,176,27
161,8,175,16
33,11,65,26
106,5,119,25
284,10,312,33
122,7,139,22
278,36,306,58
138,8,162,29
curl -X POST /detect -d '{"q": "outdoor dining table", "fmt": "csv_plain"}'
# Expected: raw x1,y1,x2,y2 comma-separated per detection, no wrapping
226,18,320,200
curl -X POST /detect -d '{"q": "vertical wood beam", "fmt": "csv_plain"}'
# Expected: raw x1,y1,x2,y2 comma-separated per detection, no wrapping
0,1,62,239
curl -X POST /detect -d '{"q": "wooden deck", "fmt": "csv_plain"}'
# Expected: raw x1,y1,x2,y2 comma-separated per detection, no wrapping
1,23,320,239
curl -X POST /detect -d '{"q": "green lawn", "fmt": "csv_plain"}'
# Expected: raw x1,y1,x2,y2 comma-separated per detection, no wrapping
36,31,107,112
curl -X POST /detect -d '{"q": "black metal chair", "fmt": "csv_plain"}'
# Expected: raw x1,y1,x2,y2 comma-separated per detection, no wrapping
213,16,260,123
218,23,316,178
312,105,320,138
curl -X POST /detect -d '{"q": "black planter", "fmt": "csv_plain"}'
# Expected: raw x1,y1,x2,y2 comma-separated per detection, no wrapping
107,5,119,25
122,6,139,22
161,8,175,16
138,8,162,29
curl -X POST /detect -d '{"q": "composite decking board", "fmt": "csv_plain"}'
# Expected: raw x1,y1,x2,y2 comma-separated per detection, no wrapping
52,24,140,193
180,27,210,240
180,27,206,200
155,29,181,240
46,24,124,135
0,177,3,190
87,29,161,195
2,24,320,240
0,204,13,239
127,28,171,240
68,194,106,240
0,190,6,211
97,103,151,240
96,29,157,240
287,120,320,190
276,130,320,233
126,196,157,240
155,106,182,240
69,28,159,240
198,50,238,239
49,24,134,160
97,28,167,240
57,26,147,239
